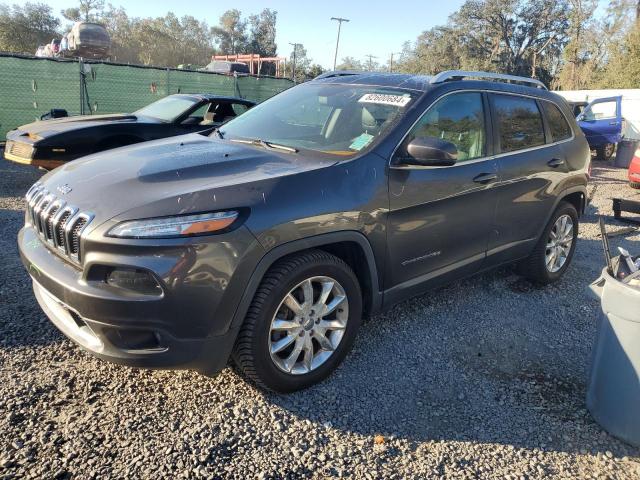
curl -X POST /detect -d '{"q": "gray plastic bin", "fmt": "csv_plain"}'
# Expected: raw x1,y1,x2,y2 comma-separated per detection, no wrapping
588,268,640,447
614,140,638,169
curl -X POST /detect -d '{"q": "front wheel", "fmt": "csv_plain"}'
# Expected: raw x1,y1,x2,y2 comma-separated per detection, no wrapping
518,202,579,285
232,250,362,392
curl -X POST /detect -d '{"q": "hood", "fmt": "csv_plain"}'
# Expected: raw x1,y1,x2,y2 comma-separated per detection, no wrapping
39,134,336,229
17,114,139,136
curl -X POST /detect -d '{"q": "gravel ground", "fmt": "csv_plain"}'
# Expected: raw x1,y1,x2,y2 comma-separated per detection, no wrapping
1,157,640,479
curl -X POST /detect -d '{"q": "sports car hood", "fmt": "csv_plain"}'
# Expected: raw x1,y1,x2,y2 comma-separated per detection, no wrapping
15,114,139,136
37,134,337,230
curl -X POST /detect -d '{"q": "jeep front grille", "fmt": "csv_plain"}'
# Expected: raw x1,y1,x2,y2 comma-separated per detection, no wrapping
25,182,93,264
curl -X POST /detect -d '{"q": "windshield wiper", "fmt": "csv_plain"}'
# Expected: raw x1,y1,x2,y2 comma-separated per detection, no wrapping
230,138,298,153
211,127,224,139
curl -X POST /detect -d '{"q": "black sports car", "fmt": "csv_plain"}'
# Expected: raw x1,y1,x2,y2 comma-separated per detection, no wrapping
4,94,255,169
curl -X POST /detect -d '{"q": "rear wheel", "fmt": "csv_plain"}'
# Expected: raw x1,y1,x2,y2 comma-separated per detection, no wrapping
232,250,362,392
596,143,616,161
518,202,579,285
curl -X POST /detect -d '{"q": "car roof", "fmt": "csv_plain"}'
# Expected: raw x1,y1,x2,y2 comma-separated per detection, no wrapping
168,93,255,104
311,71,562,101
312,72,433,91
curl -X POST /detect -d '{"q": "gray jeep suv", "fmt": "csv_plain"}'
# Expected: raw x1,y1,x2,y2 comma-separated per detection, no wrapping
18,70,590,392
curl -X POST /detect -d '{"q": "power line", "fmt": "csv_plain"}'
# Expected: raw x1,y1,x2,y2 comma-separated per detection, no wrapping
330,17,350,70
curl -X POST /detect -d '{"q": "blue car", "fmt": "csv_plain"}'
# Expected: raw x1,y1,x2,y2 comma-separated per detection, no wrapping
574,96,623,161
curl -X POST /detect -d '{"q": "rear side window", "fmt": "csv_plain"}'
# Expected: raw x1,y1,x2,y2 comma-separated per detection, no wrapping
542,101,572,142
492,94,545,153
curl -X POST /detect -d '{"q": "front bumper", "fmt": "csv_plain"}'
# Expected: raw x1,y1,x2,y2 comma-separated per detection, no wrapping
4,138,64,170
18,224,263,374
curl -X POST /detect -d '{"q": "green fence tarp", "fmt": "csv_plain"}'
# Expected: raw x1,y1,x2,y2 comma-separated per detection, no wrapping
0,54,293,140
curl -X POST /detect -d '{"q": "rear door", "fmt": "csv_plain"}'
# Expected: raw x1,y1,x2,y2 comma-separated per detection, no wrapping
487,93,570,264
385,91,498,298
578,96,622,147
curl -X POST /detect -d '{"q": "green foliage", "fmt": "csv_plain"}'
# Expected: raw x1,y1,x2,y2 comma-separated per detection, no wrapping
599,28,640,88
397,0,638,89
247,9,277,57
0,2,59,54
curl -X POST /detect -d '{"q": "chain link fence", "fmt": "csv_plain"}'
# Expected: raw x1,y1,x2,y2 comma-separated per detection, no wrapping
0,53,293,141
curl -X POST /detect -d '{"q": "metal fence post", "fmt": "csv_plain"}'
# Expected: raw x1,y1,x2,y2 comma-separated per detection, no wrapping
79,58,84,115
166,68,170,95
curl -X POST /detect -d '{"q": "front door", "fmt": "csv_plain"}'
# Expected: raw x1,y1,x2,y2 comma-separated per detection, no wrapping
385,91,498,301
578,96,623,147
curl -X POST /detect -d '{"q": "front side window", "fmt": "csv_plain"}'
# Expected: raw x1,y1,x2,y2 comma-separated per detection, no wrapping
403,92,486,162
220,83,417,157
493,94,545,153
542,101,572,142
582,101,617,120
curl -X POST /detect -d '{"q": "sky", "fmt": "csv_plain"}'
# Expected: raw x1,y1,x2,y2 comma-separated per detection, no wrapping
43,0,469,68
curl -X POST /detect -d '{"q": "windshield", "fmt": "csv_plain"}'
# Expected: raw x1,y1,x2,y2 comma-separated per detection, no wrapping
134,96,199,122
220,83,418,156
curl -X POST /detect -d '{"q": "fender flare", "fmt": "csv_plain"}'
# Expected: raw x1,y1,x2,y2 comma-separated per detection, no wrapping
535,185,588,246
229,231,382,330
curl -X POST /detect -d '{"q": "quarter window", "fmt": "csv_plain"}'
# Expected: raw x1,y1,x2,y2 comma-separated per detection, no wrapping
405,92,486,162
542,101,572,142
493,94,545,153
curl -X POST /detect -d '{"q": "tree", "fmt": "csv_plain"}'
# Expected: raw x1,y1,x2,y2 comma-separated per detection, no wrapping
248,8,277,57
0,2,60,54
336,56,365,70
61,0,104,22
307,64,325,78
212,9,247,54
284,44,323,82
599,28,640,88
396,0,569,85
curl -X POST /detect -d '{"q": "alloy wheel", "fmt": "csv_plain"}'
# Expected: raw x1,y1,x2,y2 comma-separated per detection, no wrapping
268,276,349,375
545,214,574,273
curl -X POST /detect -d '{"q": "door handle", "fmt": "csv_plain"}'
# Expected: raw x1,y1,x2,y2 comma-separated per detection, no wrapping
547,158,565,168
609,121,619,126
473,173,498,184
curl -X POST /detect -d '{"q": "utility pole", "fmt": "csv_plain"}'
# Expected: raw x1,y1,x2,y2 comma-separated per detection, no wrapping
364,54,377,71
389,52,402,72
289,42,300,83
331,17,350,70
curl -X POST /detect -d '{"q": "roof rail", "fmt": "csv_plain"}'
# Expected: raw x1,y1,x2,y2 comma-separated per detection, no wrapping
430,70,547,90
314,70,362,80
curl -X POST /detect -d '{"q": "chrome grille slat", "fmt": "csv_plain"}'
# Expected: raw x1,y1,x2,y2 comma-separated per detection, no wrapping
23,185,92,265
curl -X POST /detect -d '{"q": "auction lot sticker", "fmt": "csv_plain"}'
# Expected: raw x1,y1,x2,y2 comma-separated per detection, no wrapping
358,93,411,107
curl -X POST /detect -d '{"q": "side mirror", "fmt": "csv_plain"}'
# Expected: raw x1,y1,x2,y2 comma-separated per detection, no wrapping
404,136,458,166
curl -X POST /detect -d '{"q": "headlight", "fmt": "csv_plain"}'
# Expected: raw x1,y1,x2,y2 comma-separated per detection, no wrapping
107,211,239,238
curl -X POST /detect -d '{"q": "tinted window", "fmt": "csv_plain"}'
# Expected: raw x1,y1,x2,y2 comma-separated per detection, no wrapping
405,92,486,162
542,101,572,142
493,94,545,153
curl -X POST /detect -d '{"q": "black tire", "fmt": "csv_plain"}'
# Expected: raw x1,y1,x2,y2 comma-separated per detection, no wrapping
232,250,362,392
518,201,579,285
595,143,615,161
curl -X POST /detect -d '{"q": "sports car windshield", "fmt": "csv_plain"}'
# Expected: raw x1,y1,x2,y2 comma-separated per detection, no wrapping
220,83,417,156
134,96,199,122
